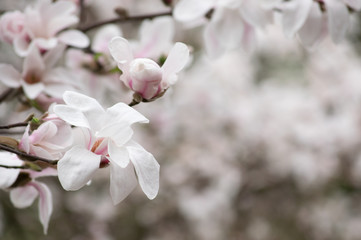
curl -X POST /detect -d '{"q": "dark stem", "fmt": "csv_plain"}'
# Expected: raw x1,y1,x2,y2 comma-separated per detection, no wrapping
79,11,172,32
0,122,28,129
0,164,27,170
79,0,86,23
0,144,58,164
128,99,140,107
0,88,14,103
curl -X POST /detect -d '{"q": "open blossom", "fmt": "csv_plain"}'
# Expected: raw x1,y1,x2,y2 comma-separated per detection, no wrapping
4,0,89,56
0,44,77,99
19,114,73,160
0,152,55,234
109,37,189,100
53,91,160,204
279,0,361,48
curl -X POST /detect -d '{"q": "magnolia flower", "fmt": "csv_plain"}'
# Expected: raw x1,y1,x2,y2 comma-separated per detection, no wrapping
19,114,73,160
0,11,26,44
0,152,55,234
279,0,360,48
109,37,189,100
53,91,160,204
11,0,89,56
0,44,76,99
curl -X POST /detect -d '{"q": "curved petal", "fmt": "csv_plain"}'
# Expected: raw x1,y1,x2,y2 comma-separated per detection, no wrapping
0,153,22,189
58,30,90,48
174,0,214,22
92,24,122,53
127,143,160,200
0,64,21,88
105,102,149,125
34,38,58,50
108,140,130,168
162,42,189,82
98,123,133,146
43,44,66,69
10,185,38,208
23,45,45,77
53,105,90,128
29,181,52,234
14,35,31,57
281,0,313,38
325,0,349,43
108,37,133,64
21,81,45,99
57,146,101,191
109,161,137,205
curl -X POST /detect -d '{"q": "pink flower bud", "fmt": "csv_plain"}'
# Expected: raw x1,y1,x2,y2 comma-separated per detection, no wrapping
128,58,163,100
0,11,26,44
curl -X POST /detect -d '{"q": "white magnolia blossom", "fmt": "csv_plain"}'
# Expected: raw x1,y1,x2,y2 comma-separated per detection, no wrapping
53,91,160,204
109,37,189,100
0,44,76,99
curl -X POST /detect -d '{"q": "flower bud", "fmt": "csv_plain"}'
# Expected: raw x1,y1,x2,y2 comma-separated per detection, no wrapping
0,11,26,44
128,58,163,100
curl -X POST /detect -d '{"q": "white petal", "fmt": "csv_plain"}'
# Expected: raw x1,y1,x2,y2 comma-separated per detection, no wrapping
21,81,45,99
57,146,101,191
43,44,66,69
106,102,149,125
109,161,137,205
98,123,133,146
162,42,189,82
127,143,160,200
108,140,130,168
108,37,134,64
174,0,214,22
23,45,45,77
53,105,90,128
58,30,90,48
10,185,38,208
325,0,350,43
298,3,326,50
14,36,31,57
0,64,21,88
281,0,313,38
92,24,122,53
34,38,58,50
29,181,52,234
0,153,22,189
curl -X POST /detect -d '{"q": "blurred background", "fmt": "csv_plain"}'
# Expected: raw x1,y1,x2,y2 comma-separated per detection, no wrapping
2,1,361,240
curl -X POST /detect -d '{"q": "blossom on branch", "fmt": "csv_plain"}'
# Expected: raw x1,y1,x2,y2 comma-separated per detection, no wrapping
53,91,160,204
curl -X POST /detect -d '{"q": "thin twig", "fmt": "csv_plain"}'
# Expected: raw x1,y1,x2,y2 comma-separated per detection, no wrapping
0,144,58,164
0,122,28,129
79,11,172,32
0,164,27,170
0,89,13,103
79,0,86,23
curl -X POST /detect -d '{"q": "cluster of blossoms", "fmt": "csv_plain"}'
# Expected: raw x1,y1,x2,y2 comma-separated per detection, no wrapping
0,0,359,236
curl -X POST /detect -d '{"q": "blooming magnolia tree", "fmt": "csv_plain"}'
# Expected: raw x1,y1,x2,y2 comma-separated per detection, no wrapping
0,0,360,237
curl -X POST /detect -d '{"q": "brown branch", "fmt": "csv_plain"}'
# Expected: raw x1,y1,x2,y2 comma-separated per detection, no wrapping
79,11,172,32
0,164,27,170
0,122,28,129
0,144,58,165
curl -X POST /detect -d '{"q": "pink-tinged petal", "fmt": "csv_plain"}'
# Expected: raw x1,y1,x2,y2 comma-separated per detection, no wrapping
281,0,313,38
30,145,56,160
203,20,225,58
62,91,105,130
10,185,38,208
44,44,66,69
240,0,273,28
34,38,58,50
108,140,130,168
23,45,45,77
58,146,101,191
108,37,134,64
48,15,78,36
106,102,149,125
325,0,350,43
135,17,174,58
30,121,57,144
0,64,21,88
53,105,90,129
14,35,31,57
298,3,327,50
162,42,189,84
98,123,133,146
21,81,45,99
109,161,137,205
174,0,214,22
58,30,89,48
127,143,160,200
19,125,31,153
28,167,58,179
0,153,22,189
28,181,52,234
344,0,361,10
92,25,122,53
